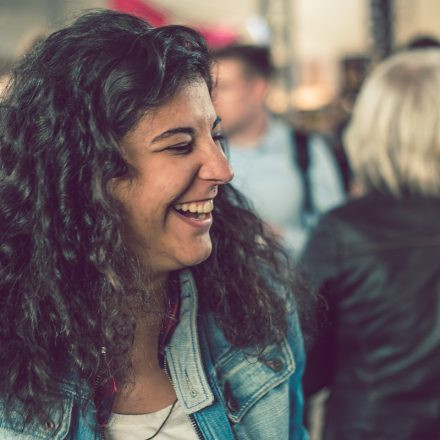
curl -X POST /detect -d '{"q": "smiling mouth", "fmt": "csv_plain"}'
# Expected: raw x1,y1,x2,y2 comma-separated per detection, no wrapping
173,200,214,220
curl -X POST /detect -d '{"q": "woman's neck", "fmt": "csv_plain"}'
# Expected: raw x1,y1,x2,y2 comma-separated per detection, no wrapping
112,271,177,414
131,271,170,346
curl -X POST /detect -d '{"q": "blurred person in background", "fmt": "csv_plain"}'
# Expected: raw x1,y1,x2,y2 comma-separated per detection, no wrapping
0,9,309,440
301,49,440,439
212,45,345,256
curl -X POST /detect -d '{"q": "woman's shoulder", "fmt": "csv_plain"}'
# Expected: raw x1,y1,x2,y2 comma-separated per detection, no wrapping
0,394,75,439
0,379,97,439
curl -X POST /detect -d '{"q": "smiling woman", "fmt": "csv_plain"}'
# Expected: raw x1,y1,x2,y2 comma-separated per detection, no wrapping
0,9,308,440
111,81,233,274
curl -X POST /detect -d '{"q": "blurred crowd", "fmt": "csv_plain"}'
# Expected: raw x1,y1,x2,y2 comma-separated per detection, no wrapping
211,36,440,439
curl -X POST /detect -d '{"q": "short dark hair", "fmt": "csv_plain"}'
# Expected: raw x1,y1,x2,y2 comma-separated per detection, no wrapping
213,44,274,79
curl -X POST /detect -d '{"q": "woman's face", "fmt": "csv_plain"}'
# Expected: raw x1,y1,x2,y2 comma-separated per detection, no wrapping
112,80,233,277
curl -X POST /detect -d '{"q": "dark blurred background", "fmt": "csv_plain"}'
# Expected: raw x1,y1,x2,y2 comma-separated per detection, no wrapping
1,0,439,131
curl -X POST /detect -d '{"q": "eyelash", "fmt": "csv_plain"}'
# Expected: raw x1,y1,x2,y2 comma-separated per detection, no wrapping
213,132,227,146
167,132,227,155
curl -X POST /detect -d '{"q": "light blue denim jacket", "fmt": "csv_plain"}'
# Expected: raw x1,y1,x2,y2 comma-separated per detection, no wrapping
0,269,308,439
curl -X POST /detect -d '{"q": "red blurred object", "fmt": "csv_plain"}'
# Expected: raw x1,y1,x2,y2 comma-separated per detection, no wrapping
109,0,238,47
110,0,167,27
199,25,237,48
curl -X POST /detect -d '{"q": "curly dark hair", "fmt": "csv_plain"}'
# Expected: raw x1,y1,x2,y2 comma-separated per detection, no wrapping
0,9,307,427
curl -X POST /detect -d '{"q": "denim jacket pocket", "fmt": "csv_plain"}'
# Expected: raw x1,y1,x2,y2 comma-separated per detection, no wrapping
0,394,74,439
215,338,295,424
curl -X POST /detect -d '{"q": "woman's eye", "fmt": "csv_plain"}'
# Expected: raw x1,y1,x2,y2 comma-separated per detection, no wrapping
167,143,193,154
213,132,228,152
213,132,226,143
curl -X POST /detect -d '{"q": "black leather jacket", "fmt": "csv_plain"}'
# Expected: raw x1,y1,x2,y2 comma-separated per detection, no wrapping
301,192,440,440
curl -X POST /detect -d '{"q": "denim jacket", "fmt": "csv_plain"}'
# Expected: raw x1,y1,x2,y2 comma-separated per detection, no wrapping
0,269,308,439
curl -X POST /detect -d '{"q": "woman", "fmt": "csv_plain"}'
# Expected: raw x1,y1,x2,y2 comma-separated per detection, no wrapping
0,10,308,440
301,49,440,439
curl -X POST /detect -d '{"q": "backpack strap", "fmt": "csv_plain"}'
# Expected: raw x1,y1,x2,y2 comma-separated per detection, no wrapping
291,129,314,220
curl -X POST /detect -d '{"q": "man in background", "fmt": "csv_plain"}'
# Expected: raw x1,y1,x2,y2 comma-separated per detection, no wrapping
212,45,345,255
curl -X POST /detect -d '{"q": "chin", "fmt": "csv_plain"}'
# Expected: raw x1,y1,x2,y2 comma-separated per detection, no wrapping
188,245,213,267
178,241,213,269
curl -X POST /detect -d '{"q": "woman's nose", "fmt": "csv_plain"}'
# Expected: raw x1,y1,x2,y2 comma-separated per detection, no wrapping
198,141,234,185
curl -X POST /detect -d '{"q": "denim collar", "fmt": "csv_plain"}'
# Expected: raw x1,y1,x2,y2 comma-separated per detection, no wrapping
60,269,214,413
164,269,214,414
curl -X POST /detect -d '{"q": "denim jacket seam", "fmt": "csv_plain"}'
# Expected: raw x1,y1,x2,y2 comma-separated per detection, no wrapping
227,339,295,423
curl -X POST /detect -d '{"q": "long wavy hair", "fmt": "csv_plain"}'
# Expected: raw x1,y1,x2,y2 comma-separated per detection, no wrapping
0,9,307,427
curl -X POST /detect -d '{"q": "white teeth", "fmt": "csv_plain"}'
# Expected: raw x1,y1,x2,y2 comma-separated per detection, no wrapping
175,203,189,211
174,200,214,213
203,200,213,213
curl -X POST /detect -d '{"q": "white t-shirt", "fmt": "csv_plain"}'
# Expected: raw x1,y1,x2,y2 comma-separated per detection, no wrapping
105,400,199,440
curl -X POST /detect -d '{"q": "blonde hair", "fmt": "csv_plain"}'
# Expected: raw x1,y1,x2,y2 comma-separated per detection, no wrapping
345,49,440,196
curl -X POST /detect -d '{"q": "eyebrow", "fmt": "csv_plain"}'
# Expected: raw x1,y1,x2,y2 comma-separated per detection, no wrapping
151,116,222,143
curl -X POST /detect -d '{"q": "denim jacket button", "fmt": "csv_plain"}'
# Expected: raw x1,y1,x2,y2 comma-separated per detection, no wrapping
224,381,239,413
263,358,284,373
45,420,55,430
